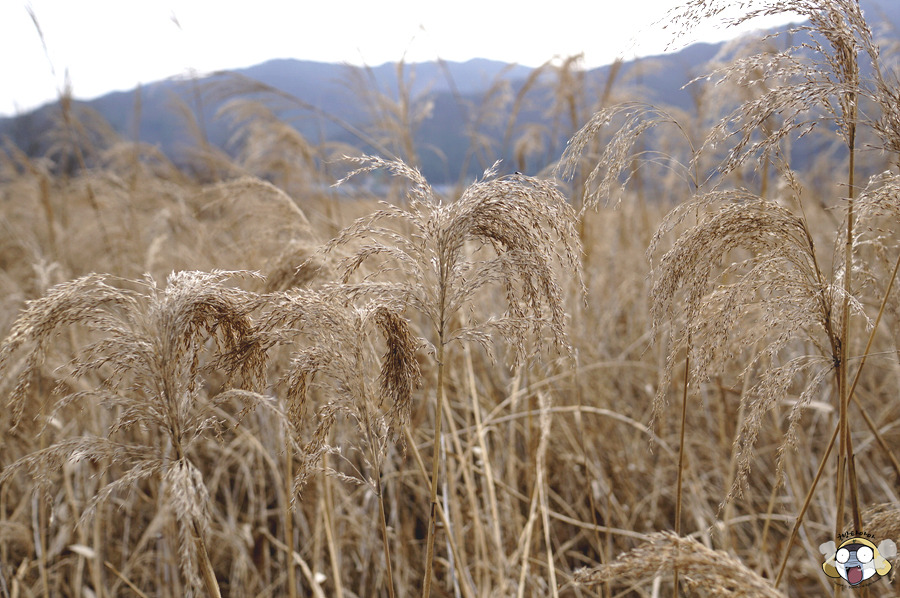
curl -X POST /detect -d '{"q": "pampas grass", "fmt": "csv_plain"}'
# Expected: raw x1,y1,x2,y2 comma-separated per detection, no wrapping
560,0,900,594
574,531,788,598
0,270,269,596
258,288,422,596
2,2,900,596
328,154,583,596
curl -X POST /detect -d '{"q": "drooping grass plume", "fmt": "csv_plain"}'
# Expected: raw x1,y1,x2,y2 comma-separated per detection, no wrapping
0,270,270,597
220,99,325,194
573,531,787,598
343,60,438,168
5,2,900,595
193,176,314,275
557,4,900,593
256,287,423,595
261,239,333,293
259,288,422,486
329,155,583,363
647,192,850,492
556,102,698,212
663,0,900,545
328,154,583,596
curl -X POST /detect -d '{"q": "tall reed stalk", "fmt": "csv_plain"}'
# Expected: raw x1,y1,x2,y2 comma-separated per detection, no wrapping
327,155,582,595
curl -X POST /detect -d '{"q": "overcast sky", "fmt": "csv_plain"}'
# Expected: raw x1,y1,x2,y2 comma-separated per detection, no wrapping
0,1,800,117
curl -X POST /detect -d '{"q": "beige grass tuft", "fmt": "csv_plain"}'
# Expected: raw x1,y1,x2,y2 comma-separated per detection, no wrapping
574,532,787,597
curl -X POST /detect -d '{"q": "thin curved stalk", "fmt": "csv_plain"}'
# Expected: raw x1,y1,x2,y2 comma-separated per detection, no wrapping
836,90,859,538
423,338,446,598
361,399,396,598
321,452,345,598
403,426,474,598
192,520,222,598
284,438,297,598
673,337,690,598
774,421,839,587
776,248,900,587
375,472,396,598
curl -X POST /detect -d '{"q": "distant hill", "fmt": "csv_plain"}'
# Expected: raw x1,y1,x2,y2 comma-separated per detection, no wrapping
0,58,545,180
0,48,726,184
2,0,897,184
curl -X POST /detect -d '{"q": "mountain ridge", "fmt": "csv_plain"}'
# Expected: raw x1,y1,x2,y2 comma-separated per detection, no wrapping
2,0,897,184
0,48,719,183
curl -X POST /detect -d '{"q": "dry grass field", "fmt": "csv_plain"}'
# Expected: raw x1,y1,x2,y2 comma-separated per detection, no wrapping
1,1,900,596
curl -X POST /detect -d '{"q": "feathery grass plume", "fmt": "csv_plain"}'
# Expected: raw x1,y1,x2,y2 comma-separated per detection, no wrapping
218,99,331,197
0,270,269,597
861,501,900,525
438,57,518,187
98,140,186,183
167,89,240,183
262,239,333,292
207,70,394,162
649,195,832,394
192,176,315,276
343,60,433,167
502,61,557,171
573,531,787,598
50,174,170,278
330,155,583,362
260,289,422,486
505,55,627,184
556,102,697,213
855,170,900,224
659,0,900,541
43,92,121,176
660,0,884,195
563,146,847,504
328,154,583,595
556,3,900,585
0,146,65,294
860,504,900,554
254,288,422,596
38,81,120,266
525,55,595,183
643,185,865,542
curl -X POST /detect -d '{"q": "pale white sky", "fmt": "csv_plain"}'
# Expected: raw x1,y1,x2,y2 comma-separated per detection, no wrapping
0,1,799,117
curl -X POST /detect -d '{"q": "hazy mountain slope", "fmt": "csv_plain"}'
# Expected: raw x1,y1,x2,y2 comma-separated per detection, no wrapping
0,47,731,183
1,0,897,183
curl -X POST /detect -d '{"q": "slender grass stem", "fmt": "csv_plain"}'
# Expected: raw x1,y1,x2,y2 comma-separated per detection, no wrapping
361,398,396,598
321,453,345,598
375,471,396,598
464,342,505,590
192,519,222,598
403,426,474,598
836,91,859,539
673,337,690,598
423,338,446,598
775,421,839,587
284,438,298,598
